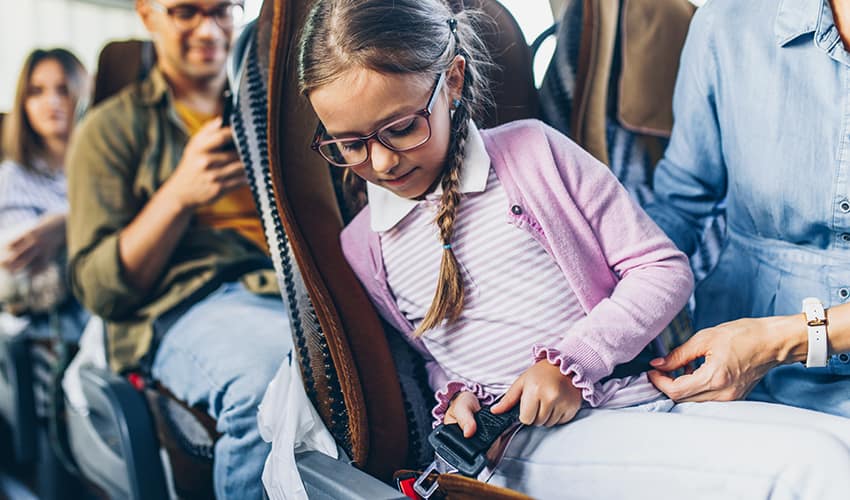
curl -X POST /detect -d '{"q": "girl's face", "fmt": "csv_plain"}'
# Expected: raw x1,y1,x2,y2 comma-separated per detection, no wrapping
309,61,464,200
25,58,75,143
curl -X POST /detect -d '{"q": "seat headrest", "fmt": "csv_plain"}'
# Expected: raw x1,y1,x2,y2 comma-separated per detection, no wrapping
568,0,694,164
617,0,695,136
92,39,156,107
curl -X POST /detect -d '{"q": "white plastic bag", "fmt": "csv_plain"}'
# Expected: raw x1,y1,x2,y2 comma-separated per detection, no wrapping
258,354,338,500
62,317,107,415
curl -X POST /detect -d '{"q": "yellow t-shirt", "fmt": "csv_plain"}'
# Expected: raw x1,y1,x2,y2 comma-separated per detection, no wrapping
174,101,268,254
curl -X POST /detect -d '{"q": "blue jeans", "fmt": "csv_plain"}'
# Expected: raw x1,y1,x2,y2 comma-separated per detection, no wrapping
152,282,292,499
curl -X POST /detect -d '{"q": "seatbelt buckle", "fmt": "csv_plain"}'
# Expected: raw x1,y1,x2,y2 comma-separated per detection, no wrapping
413,404,521,498
412,453,457,499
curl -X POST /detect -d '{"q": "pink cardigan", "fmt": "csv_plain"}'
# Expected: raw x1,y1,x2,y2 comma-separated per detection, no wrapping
341,119,693,413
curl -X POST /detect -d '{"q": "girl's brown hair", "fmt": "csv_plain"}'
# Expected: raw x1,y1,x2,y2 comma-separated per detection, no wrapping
298,0,493,336
2,48,88,169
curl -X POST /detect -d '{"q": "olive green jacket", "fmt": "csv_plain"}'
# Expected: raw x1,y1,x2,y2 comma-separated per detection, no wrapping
66,67,278,373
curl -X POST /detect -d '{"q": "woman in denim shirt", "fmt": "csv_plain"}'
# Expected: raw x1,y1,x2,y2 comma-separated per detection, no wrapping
646,0,850,418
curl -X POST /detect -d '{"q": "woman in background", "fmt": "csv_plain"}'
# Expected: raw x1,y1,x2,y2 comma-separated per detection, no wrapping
0,48,88,339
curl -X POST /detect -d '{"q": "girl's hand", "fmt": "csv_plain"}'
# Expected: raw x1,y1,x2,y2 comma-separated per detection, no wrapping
1,214,67,274
443,391,481,438
491,360,583,427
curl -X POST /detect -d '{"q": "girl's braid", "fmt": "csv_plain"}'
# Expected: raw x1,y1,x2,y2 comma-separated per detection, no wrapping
413,55,474,336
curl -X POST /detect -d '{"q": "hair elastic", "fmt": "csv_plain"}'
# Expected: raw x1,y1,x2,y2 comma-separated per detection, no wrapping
447,18,460,45
442,243,452,250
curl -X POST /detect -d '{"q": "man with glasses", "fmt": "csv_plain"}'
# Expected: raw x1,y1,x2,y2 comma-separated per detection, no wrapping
66,2,291,498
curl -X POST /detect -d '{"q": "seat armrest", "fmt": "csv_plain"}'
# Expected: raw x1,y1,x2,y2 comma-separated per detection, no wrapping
295,450,407,500
77,367,169,500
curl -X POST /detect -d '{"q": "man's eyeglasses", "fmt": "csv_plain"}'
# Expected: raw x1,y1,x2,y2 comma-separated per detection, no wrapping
148,0,245,32
311,73,447,168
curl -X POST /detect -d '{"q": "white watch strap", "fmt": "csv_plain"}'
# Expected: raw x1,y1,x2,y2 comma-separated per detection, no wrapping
802,297,828,368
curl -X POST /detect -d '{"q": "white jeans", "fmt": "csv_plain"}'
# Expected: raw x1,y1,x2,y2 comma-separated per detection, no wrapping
487,399,850,500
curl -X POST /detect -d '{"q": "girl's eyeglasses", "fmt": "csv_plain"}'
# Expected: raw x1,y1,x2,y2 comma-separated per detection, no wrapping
148,1,245,32
311,73,446,168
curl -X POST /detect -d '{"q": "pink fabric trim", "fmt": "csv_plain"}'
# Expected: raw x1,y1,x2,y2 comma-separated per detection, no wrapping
431,380,499,426
532,344,605,407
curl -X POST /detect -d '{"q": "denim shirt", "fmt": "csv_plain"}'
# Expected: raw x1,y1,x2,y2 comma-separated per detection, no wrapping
646,0,850,411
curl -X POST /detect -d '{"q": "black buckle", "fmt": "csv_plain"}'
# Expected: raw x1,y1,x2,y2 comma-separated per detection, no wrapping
413,404,521,498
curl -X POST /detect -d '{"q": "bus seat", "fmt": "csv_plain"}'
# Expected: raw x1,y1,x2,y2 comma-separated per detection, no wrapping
91,39,156,108
0,112,5,157
541,0,694,166
0,318,89,499
258,0,536,496
0,323,37,465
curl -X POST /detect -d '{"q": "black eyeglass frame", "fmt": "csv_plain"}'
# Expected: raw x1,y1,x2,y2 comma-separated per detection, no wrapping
311,72,447,168
148,0,245,32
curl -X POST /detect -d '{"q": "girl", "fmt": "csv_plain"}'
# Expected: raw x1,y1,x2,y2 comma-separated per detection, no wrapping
0,48,89,338
297,1,850,498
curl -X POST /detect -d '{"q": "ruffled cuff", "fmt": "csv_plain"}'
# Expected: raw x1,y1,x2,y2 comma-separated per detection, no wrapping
532,344,606,407
431,380,498,427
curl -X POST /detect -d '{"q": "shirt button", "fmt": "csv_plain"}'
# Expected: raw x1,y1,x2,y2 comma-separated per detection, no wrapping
839,353,850,363
839,288,850,300
841,201,850,213
511,205,523,215
842,233,850,242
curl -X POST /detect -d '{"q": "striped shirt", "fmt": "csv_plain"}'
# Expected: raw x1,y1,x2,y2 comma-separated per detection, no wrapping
375,125,662,411
0,160,68,229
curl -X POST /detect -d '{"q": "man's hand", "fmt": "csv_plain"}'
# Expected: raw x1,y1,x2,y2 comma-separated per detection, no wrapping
164,118,246,210
490,360,583,427
444,391,481,438
1,214,66,274
647,317,790,402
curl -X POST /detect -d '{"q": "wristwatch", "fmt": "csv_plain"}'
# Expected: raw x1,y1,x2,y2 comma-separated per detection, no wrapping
802,297,828,368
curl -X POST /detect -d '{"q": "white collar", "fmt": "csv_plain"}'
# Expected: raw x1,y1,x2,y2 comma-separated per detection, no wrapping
367,121,490,232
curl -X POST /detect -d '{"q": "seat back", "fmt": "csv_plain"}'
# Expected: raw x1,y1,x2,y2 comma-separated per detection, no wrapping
0,112,5,158
540,0,694,165
262,0,538,481
91,39,156,108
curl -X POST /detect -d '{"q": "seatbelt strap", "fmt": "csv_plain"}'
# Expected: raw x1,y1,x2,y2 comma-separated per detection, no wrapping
413,404,521,498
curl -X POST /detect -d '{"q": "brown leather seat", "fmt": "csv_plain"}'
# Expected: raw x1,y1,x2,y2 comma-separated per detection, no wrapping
0,112,6,157
91,39,156,108
264,0,537,492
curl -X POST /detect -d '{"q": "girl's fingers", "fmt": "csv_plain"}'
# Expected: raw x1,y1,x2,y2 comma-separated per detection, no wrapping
540,407,563,427
456,403,478,438
518,393,539,426
443,409,457,425
491,378,522,414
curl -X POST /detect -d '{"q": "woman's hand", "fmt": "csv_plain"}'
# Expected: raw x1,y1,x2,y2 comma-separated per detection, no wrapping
647,316,805,402
444,391,481,438
1,214,67,274
491,360,583,427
